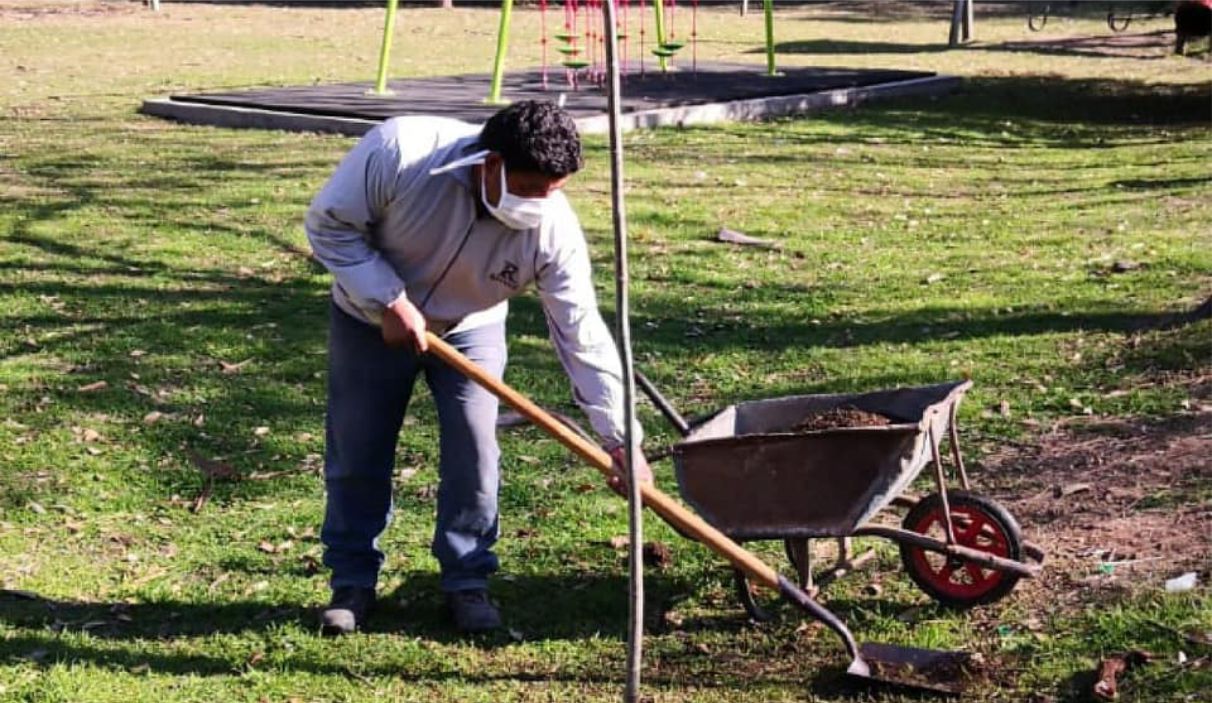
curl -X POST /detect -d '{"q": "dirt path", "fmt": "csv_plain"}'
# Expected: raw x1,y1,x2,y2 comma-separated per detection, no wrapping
984,408,1211,601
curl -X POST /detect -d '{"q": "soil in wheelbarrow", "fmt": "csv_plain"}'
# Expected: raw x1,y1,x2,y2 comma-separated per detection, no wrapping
792,405,893,432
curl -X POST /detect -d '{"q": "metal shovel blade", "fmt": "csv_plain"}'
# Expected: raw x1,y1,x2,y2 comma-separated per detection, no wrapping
849,642,975,695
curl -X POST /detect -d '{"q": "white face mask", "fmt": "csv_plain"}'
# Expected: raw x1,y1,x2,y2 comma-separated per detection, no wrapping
429,149,550,231
481,160,548,231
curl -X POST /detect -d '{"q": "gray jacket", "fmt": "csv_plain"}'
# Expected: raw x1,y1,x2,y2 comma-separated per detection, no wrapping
305,116,640,446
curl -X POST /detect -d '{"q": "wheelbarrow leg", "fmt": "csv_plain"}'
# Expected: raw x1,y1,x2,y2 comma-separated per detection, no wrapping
734,567,775,622
784,538,814,593
787,538,878,593
814,538,877,592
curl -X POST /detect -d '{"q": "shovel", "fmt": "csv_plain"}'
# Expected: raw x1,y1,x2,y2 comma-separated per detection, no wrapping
424,331,974,693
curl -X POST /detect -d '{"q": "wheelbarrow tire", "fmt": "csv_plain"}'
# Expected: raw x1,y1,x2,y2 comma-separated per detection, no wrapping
899,491,1024,608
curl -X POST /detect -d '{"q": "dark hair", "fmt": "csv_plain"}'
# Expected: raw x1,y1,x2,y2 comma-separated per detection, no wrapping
479,100,583,178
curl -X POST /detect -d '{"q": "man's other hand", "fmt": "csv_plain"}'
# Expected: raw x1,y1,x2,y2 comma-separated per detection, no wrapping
383,296,428,352
606,445,654,498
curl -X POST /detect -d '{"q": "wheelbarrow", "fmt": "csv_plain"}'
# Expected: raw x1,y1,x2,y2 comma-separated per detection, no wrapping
428,332,1042,693
635,374,1045,621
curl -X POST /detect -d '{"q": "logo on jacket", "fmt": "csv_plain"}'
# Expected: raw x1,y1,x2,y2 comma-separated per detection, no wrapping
489,260,520,289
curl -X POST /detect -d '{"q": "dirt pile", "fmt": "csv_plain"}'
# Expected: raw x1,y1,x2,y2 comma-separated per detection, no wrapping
792,405,892,432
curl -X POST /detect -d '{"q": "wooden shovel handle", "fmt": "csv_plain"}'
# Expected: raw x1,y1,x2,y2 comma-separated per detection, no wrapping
425,332,780,590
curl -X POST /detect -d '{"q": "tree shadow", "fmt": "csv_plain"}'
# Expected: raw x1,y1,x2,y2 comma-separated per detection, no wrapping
986,29,1179,60
0,566,731,687
784,0,1020,24
836,73,1208,130
1111,175,1212,190
0,567,695,645
0,574,921,695
3,58,1207,529
761,39,953,55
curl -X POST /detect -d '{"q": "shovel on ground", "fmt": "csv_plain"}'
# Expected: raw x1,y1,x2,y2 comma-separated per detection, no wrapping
424,331,974,693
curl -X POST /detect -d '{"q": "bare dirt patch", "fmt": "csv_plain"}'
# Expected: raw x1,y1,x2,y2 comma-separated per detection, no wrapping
0,1,138,21
981,410,1212,600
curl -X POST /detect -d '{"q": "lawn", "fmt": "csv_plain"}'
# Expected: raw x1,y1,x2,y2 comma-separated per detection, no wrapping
0,1,1209,702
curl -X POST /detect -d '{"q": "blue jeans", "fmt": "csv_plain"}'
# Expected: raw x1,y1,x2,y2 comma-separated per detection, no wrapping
321,302,506,593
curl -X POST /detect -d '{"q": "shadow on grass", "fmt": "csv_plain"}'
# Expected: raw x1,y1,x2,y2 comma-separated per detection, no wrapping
0,569,692,644
766,39,952,55
766,29,1183,62
0,566,787,689
778,74,1208,137
2,69,1207,515
785,0,1038,24
1,576,916,695
986,29,1179,60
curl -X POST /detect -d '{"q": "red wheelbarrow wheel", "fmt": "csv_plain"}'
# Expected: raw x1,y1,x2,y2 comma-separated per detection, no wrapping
899,491,1024,608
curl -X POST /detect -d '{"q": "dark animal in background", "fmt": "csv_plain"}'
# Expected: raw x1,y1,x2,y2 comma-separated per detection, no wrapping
1174,0,1212,54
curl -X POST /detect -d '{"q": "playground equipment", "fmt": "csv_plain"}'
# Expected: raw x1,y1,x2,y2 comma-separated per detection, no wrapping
369,1,780,102
374,0,401,95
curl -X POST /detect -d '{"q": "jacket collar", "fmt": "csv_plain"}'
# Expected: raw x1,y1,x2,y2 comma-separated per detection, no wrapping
428,135,486,190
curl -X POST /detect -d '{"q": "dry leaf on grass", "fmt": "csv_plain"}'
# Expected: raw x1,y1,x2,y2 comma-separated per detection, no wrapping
1094,651,1152,701
187,450,240,513
643,541,674,569
187,451,239,481
219,359,252,374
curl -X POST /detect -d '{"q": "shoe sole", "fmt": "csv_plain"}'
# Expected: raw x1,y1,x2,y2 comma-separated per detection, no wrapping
321,622,355,637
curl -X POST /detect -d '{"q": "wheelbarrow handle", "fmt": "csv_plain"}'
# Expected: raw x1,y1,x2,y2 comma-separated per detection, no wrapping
425,332,778,586
634,370,692,437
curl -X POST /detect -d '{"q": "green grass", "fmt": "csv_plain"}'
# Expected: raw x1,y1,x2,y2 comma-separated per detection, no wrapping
1,2,1210,701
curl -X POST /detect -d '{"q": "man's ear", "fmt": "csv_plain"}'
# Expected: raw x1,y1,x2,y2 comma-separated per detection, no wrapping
480,152,503,206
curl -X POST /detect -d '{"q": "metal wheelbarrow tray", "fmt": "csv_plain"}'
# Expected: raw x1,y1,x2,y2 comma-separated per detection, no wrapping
671,380,1043,617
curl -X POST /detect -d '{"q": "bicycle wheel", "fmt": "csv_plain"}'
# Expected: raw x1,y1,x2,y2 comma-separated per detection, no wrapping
1027,2,1050,31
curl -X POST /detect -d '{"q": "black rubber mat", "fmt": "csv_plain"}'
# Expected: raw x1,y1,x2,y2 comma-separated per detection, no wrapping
168,62,935,122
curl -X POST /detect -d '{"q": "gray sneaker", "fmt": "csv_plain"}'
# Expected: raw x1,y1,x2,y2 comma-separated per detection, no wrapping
446,589,502,633
320,586,376,636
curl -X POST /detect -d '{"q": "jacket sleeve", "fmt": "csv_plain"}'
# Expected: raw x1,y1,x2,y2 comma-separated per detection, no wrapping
304,126,408,317
536,220,644,449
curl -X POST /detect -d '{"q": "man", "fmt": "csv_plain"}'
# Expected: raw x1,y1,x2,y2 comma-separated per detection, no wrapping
305,101,651,636
1174,0,1211,55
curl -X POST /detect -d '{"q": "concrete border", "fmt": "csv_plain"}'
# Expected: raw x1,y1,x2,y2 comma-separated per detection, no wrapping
141,74,960,136
140,99,382,136
577,74,961,133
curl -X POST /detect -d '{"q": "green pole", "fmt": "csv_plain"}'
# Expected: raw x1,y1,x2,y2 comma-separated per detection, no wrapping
652,0,668,72
487,0,515,105
763,0,777,76
373,0,400,95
